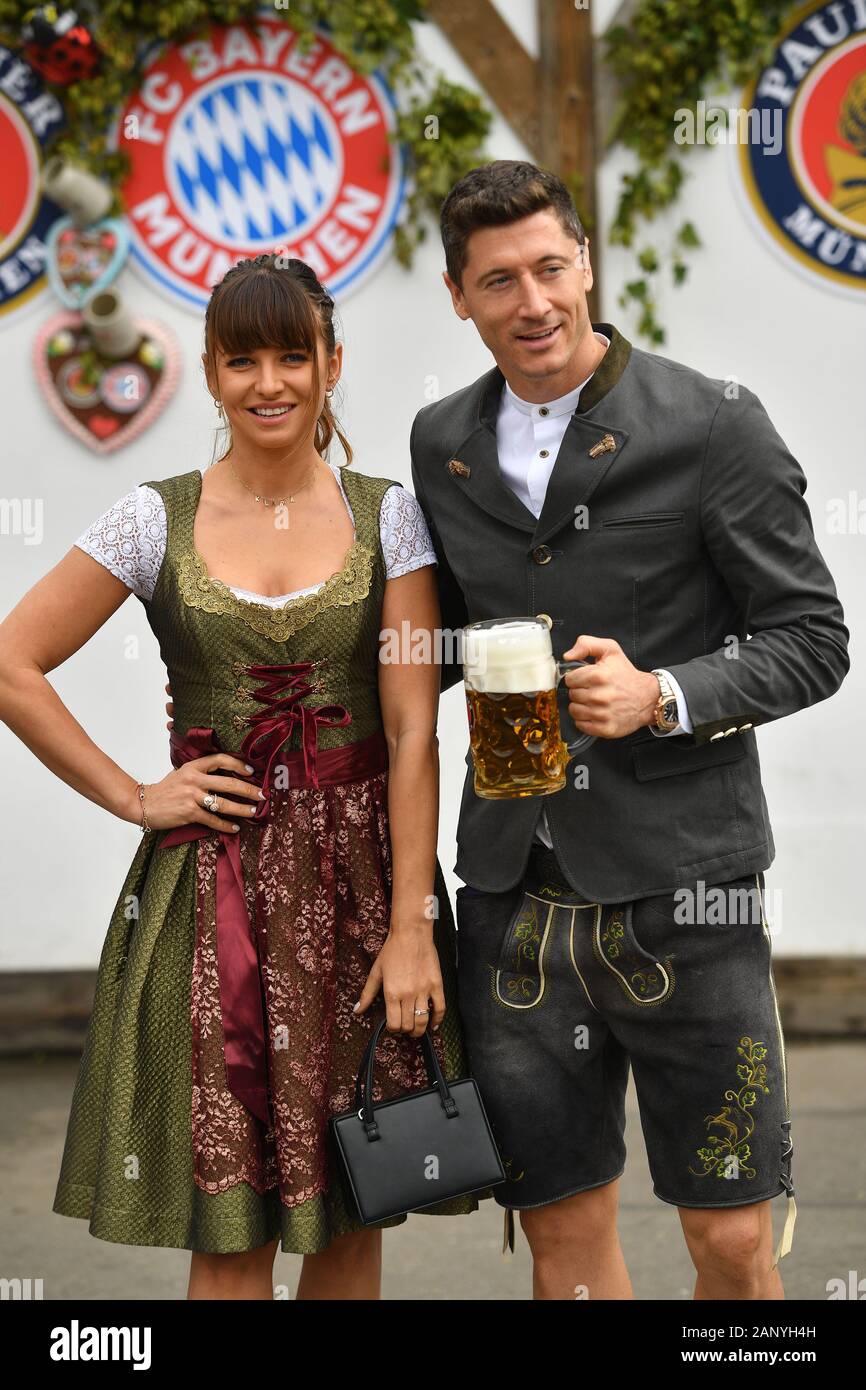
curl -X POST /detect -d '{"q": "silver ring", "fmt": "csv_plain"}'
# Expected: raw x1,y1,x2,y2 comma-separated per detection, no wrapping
202,791,219,812
414,1008,429,1016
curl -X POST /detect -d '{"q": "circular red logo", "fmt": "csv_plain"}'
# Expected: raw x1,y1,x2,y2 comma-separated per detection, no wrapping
790,33,866,236
739,1,866,294
0,43,66,322
116,15,405,309
0,99,38,263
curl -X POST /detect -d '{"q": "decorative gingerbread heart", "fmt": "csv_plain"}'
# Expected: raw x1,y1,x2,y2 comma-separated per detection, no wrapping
44,216,130,309
33,311,181,455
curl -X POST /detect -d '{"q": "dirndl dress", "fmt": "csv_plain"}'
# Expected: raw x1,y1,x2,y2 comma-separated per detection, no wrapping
52,464,488,1253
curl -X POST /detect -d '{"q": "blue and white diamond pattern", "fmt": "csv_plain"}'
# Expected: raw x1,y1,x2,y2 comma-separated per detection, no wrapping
167,74,343,248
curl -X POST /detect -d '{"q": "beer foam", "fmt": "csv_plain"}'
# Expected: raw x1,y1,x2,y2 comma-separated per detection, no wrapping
463,621,557,694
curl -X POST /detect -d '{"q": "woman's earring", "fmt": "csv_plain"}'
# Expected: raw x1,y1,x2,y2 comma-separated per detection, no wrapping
214,398,224,419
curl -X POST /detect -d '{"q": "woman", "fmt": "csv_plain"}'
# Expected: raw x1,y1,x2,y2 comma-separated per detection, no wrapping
0,253,485,1299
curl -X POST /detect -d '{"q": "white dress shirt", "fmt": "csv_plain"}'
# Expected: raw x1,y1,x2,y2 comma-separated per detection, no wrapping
494,332,692,850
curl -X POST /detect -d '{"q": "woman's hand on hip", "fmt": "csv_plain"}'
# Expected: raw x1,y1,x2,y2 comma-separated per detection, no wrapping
354,927,446,1037
138,754,263,833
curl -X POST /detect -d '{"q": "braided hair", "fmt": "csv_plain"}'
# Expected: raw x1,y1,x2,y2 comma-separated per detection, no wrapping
202,253,352,467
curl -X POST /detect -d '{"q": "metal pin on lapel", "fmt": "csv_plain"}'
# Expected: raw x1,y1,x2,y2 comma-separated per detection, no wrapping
448,458,471,478
588,434,617,458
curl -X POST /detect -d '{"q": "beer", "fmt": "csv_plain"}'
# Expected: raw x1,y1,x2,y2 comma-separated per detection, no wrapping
463,619,573,799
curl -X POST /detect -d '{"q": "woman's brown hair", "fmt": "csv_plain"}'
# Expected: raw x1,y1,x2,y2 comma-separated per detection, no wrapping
203,253,352,467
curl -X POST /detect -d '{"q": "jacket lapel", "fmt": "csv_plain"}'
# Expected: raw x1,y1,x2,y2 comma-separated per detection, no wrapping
441,323,634,545
444,416,538,533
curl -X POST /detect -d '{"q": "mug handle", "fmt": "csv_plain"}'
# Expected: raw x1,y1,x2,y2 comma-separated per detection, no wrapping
555,658,597,757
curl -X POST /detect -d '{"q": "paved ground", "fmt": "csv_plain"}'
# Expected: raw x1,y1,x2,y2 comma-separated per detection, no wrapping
1,1043,863,1300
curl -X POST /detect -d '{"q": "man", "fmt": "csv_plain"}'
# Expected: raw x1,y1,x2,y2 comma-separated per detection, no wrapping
409,160,850,1300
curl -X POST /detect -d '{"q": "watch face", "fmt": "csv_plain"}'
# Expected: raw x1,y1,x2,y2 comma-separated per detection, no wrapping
662,699,678,725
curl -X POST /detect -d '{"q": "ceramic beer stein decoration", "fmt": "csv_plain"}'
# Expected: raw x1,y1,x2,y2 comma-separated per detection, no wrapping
463,615,596,799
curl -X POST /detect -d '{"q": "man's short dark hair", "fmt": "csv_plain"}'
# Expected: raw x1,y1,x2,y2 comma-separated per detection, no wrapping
440,160,586,289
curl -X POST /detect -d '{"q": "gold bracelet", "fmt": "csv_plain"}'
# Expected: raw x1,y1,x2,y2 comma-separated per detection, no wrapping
137,781,151,832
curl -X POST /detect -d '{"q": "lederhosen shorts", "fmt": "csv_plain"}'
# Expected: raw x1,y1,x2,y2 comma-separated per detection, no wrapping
455,842,797,1265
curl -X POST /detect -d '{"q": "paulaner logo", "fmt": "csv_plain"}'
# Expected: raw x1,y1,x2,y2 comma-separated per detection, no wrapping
738,0,866,294
49,1320,151,1370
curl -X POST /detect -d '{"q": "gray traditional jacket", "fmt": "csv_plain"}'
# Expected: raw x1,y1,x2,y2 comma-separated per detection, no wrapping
410,323,850,898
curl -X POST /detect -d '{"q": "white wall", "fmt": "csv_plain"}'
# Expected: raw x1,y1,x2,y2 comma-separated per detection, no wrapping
0,0,861,966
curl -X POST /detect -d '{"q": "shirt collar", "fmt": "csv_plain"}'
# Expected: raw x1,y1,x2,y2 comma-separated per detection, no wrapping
502,332,611,420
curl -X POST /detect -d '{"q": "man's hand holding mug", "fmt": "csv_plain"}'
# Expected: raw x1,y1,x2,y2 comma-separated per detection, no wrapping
562,635,661,739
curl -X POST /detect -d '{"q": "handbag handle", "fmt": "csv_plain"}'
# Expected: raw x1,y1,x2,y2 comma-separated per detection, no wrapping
353,1017,459,1141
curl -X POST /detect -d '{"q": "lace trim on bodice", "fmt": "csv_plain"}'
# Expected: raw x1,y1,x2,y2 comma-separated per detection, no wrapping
175,538,376,642
174,466,384,641
74,461,436,608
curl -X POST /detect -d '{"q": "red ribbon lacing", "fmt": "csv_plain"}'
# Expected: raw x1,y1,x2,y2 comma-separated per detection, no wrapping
237,660,351,798
157,660,353,1129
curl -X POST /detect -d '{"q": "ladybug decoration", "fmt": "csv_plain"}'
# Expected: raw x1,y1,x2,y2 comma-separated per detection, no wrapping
21,6,101,85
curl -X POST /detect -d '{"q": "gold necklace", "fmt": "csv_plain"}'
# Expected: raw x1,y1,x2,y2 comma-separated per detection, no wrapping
227,457,318,509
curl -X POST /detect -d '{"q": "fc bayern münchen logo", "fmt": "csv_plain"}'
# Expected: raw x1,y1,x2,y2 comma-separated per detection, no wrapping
739,0,866,294
0,43,66,324
115,14,405,310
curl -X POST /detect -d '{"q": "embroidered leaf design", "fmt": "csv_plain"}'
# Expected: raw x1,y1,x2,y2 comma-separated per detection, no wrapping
689,1038,769,1180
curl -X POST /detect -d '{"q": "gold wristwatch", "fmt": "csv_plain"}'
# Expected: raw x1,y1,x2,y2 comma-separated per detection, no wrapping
650,669,680,732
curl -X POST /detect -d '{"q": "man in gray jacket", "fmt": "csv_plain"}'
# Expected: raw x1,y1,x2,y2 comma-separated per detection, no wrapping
409,160,850,1299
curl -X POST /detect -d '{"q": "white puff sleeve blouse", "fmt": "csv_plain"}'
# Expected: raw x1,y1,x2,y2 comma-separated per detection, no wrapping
74,461,438,605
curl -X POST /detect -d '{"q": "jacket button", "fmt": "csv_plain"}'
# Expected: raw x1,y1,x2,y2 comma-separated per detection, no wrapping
532,545,552,564
739,722,753,731
722,726,738,737
709,731,726,741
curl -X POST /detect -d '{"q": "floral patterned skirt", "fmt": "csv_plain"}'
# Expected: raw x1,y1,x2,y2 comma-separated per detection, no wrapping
53,761,485,1254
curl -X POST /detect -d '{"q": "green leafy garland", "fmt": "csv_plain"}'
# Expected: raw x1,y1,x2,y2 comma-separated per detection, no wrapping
604,0,800,342
0,0,809,341
0,0,491,268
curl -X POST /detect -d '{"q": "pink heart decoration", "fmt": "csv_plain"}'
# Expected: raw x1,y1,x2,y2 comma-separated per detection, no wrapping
45,216,130,310
33,311,181,455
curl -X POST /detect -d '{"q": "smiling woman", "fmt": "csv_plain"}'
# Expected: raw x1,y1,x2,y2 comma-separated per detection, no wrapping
202,255,348,469
0,250,491,1300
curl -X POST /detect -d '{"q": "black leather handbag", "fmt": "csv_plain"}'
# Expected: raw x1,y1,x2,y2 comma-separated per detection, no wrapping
329,1017,506,1224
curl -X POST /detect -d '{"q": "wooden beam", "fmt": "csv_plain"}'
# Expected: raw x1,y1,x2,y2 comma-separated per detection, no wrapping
538,0,600,321
423,0,541,157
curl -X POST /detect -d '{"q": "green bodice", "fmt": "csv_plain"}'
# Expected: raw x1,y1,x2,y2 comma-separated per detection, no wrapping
142,465,399,755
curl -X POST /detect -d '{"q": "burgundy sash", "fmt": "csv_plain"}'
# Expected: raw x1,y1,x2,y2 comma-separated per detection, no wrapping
158,660,388,1128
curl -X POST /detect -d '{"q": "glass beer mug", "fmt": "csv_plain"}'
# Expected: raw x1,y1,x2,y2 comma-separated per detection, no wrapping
463,615,596,800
